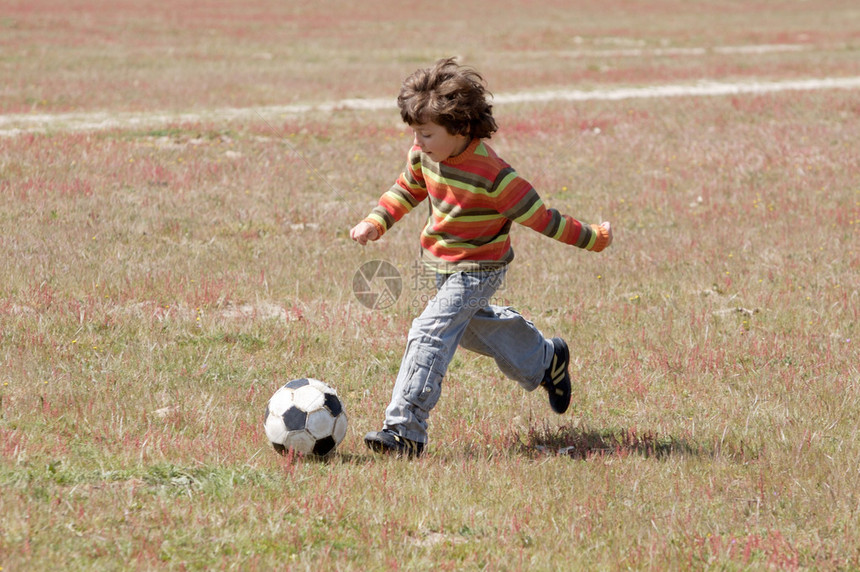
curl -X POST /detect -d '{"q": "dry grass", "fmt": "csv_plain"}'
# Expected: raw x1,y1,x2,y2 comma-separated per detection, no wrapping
2,1,860,570
4,0,860,114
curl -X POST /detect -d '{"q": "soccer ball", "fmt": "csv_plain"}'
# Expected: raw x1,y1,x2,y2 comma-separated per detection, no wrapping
264,378,348,457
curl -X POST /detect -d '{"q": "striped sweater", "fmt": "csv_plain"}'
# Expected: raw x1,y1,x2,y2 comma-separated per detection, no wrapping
364,139,609,273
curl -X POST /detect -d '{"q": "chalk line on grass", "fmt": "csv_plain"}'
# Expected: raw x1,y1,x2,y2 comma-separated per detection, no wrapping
2,76,860,136
493,77,860,104
516,43,814,59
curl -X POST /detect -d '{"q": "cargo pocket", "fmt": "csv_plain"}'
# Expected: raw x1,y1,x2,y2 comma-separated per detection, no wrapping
404,348,445,412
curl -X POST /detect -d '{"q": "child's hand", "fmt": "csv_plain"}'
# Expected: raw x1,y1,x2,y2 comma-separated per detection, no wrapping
600,221,612,248
590,221,613,252
350,221,380,245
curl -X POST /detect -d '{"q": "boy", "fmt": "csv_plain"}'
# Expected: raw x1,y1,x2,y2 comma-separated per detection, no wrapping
350,57,613,457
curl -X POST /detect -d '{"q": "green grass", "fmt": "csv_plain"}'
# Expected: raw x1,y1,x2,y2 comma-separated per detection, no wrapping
2,1,860,570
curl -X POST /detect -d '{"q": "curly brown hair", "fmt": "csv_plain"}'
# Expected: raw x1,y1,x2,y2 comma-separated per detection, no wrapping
397,57,498,139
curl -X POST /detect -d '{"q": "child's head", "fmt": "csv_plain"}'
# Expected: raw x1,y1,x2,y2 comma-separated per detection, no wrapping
397,57,498,140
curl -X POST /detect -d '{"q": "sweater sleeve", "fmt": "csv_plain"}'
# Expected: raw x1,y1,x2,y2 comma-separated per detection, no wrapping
363,146,427,238
495,168,609,252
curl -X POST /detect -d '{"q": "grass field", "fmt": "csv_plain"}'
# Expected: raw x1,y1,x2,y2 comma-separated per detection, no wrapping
2,1,860,570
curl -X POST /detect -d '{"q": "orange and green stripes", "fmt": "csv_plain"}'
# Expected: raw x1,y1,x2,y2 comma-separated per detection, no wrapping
364,139,607,272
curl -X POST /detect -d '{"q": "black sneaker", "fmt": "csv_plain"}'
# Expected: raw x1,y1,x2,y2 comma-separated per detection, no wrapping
364,429,425,458
540,337,571,414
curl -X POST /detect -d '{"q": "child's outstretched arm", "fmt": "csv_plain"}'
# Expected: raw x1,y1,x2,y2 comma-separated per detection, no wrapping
499,175,613,252
352,146,427,245
513,202,613,253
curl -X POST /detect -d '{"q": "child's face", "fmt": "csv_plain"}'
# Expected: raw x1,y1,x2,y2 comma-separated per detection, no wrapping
411,121,470,162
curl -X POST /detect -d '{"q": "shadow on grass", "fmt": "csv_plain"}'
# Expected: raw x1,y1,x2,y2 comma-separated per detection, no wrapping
270,448,376,466
515,424,704,460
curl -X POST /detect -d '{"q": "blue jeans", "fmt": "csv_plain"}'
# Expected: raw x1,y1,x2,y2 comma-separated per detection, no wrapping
383,268,554,444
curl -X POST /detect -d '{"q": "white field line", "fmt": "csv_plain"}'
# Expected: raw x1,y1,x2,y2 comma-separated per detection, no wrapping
493,77,860,104
2,76,860,136
517,43,814,59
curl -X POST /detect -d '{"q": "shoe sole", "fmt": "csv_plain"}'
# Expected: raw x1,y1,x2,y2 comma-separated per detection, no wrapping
547,338,571,414
364,432,423,457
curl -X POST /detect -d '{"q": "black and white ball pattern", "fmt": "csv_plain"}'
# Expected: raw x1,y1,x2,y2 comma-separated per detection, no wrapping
264,378,348,457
